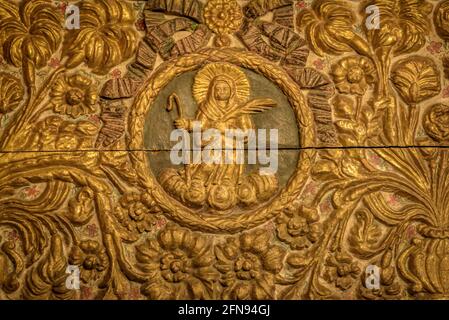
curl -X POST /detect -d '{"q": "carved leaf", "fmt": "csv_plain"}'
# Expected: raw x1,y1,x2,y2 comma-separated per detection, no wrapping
0,73,23,115
348,211,382,258
22,234,75,300
334,120,366,144
144,10,211,60
63,0,138,75
273,5,294,29
435,0,449,41
126,39,157,79
364,0,433,55
244,0,293,19
0,0,63,87
297,0,371,57
238,21,309,68
313,160,340,181
100,78,142,100
287,68,337,145
64,187,95,226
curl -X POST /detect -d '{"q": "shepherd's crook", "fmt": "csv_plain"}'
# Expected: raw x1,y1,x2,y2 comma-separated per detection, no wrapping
167,93,192,185
167,93,183,119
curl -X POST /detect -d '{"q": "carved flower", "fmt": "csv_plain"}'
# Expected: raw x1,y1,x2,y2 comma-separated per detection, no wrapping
203,0,243,35
0,0,63,86
49,74,98,118
0,73,23,116
215,229,286,299
423,104,449,143
331,56,375,96
391,57,441,105
208,180,238,211
297,0,370,56
276,205,321,250
364,0,432,55
115,193,160,234
435,0,449,41
323,252,360,291
136,225,218,299
63,0,138,75
69,240,109,283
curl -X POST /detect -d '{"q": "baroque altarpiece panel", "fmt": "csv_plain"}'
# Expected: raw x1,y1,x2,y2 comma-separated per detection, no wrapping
1,0,449,300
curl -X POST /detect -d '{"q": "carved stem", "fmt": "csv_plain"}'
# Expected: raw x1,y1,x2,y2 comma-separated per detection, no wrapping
409,104,419,145
355,95,363,121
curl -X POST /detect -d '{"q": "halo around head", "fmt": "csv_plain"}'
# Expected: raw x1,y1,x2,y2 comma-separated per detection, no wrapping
193,63,250,104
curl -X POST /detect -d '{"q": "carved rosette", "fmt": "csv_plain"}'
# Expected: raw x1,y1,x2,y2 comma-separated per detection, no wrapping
203,0,243,46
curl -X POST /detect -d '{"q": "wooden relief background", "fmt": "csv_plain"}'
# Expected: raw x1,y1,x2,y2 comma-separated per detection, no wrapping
0,0,449,300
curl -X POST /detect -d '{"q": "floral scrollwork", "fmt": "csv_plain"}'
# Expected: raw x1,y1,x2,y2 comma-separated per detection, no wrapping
215,229,286,299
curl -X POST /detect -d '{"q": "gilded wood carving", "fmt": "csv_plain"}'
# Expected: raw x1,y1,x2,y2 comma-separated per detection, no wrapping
1,0,449,300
